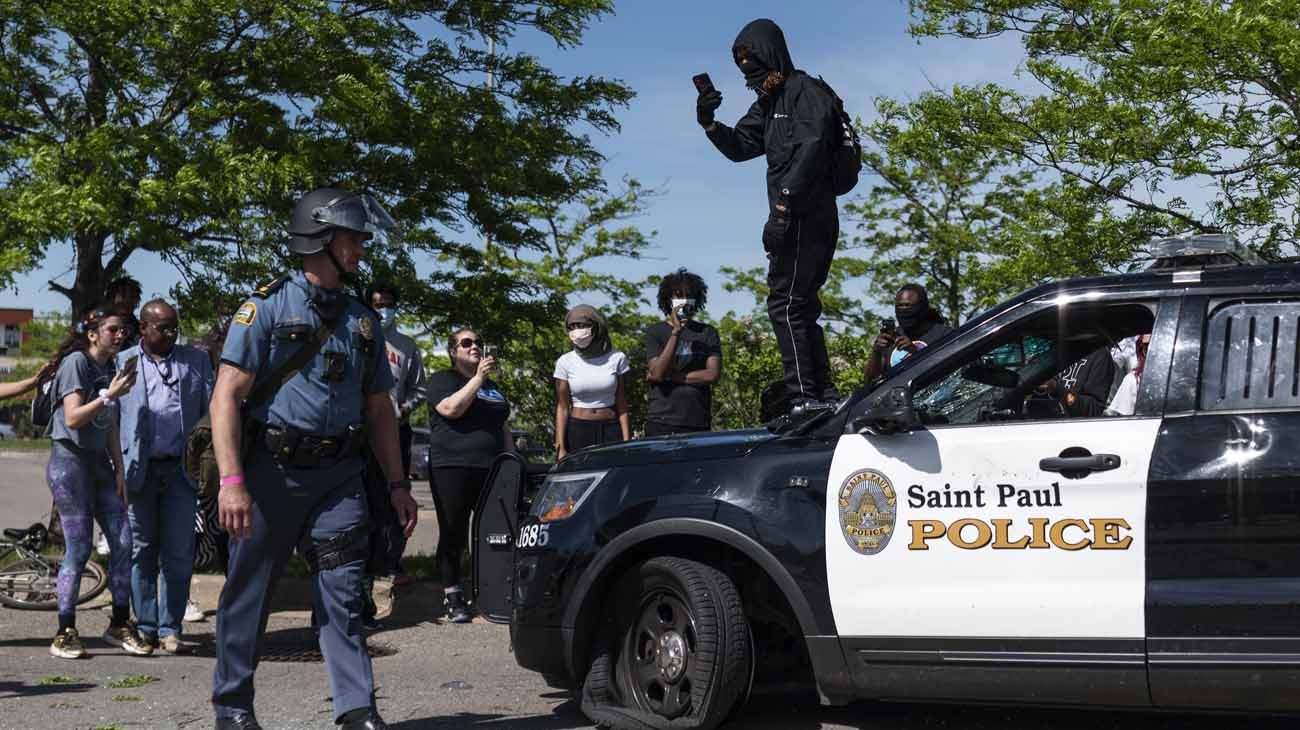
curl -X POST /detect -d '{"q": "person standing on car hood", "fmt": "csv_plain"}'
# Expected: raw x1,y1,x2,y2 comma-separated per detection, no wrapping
698,17,841,410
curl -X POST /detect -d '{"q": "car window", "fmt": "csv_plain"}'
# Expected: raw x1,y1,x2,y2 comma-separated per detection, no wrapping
910,302,1157,427
1200,300,1300,411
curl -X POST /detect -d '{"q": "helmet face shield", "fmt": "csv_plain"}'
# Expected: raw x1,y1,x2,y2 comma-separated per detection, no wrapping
310,193,397,239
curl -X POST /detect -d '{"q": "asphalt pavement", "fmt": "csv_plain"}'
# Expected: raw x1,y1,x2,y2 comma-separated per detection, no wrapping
0,449,1288,730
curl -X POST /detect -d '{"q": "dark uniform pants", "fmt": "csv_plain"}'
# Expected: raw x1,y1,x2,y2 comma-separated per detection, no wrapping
766,199,838,403
212,447,373,721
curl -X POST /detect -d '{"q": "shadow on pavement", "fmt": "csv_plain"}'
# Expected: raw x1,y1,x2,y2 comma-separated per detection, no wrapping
0,679,99,699
391,699,591,729
391,695,1299,730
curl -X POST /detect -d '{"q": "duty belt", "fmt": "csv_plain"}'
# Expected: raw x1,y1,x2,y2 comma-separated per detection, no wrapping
257,423,366,467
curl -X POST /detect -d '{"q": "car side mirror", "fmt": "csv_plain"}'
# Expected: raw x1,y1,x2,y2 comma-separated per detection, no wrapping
962,364,1019,389
849,386,921,436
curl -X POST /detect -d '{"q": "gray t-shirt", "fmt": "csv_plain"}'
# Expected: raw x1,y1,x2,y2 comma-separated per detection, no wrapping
50,351,116,452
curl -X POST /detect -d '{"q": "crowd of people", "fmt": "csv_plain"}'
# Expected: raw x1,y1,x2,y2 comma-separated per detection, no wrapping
0,16,858,729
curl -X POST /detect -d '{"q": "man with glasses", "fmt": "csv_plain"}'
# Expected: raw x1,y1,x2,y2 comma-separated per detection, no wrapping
116,299,215,654
210,187,418,730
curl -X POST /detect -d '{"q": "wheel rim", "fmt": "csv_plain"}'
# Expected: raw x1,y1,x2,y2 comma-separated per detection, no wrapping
0,556,56,604
621,588,699,719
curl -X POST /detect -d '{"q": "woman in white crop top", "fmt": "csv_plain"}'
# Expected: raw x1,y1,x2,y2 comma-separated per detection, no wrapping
554,304,631,458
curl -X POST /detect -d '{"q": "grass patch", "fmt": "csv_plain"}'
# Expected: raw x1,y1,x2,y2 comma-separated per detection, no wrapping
393,553,442,581
36,675,86,686
0,437,51,452
277,551,444,581
49,701,81,709
111,695,141,702
93,725,124,730
102,675,159,689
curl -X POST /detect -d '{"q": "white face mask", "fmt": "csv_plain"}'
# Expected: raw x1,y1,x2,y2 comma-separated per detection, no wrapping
670,298,693,310
568,327,594,348
376,307,397,329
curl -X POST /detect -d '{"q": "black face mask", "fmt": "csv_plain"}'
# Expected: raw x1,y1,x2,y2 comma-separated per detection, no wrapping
738,57,767,90
895,305,928,336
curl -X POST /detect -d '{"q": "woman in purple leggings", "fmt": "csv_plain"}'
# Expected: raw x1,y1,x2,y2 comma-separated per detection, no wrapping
45,307,152,659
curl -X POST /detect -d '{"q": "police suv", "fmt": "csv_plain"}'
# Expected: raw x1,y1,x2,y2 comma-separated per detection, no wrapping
472,236,1299,729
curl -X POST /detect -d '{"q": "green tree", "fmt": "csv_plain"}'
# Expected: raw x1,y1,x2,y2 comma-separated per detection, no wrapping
714,263,879,429
907,0,1300,256
404,180,657,445
845,93,1159,323
0,0,631,318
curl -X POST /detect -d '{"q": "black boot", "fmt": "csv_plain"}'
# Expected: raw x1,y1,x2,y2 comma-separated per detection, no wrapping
339,707,389,729
215,712,262,730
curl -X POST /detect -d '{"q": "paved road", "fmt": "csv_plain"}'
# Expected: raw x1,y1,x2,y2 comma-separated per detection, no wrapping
0,449,1286,730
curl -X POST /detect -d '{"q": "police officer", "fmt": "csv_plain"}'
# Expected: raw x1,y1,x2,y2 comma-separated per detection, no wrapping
209,188,418,730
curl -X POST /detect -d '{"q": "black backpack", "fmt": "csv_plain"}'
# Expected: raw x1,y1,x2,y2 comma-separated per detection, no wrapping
30,376,55,433
813,76,862,196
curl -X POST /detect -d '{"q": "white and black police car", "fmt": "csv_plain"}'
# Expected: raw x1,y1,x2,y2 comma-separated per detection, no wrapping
471,235,1300,729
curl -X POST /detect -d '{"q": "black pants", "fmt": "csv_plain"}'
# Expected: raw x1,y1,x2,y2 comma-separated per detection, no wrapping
565,418,621,452
766,200,838,403
429,466,489,589
643,421,710,437
399,423,413,476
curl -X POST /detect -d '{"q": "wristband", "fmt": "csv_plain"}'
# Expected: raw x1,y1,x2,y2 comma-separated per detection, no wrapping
97,388,113,407
220,474,244,487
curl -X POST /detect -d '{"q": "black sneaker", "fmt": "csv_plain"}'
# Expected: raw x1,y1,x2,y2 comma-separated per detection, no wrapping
444,591,472,624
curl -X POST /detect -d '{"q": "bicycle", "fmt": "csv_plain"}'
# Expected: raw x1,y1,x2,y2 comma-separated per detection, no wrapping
0,523,107,609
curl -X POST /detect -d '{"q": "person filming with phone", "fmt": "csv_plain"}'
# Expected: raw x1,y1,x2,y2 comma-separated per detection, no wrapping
696,18,849,412
426,329,513,623
116,299,215,655
644,268,722,436
863,284,953,383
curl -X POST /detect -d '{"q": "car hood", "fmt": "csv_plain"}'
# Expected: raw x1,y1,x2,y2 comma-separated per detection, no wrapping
556,429,776,472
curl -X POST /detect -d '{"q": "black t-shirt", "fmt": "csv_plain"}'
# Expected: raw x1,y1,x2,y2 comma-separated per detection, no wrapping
643,321,722,429
425,369,510,468
889,321,953,368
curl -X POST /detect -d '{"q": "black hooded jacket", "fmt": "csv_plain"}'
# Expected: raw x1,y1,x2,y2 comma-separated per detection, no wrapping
706,19,838,215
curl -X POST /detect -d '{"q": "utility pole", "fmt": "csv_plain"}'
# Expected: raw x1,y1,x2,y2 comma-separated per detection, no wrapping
483,35,496,252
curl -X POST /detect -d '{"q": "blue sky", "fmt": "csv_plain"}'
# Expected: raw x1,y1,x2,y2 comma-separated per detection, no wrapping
0,0,1028,319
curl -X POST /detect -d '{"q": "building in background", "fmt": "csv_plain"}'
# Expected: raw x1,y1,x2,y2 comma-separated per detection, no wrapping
0,309,34,373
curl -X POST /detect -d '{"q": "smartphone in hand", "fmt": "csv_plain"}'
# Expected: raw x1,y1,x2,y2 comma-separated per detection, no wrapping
692,73,715,95
880,318,897,337
120,355,140,377
483,344,500,371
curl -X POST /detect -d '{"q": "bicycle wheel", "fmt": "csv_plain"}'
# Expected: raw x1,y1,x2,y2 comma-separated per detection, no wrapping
0,555,59,609
0,555,107,610
74,559,108,606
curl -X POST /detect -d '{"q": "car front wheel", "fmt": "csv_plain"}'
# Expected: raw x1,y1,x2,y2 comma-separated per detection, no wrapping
581,556,752,730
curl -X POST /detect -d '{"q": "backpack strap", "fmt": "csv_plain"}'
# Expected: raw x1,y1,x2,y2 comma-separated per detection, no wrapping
244,313,336,409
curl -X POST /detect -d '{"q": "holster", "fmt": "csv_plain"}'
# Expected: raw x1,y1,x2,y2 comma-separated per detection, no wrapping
301,523,371,573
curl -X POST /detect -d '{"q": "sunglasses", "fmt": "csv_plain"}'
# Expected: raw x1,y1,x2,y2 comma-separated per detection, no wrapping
148,323,180,335
566,321,593,331
458,337,484,349
101,325,126,334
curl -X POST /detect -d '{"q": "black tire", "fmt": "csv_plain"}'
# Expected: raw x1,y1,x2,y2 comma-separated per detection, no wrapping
581,556,752,730
0,555,107,610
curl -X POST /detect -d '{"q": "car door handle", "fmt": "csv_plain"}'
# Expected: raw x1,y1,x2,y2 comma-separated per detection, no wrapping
1039,454,1121,473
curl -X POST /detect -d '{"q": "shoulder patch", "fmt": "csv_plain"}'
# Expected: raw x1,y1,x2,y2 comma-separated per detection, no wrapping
252,274,290,299
233,301,257,326
357,314,374,340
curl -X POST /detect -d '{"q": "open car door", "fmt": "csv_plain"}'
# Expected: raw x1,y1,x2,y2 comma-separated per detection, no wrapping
471,453,529,623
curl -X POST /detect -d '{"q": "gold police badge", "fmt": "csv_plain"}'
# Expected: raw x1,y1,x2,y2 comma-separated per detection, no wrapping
837,469,898,555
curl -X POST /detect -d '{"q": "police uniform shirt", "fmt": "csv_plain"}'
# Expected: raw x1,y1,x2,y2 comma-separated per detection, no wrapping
220,272,394,436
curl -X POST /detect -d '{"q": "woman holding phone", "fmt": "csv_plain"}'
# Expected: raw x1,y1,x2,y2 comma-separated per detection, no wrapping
426,328,513,623
45,307,153,658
